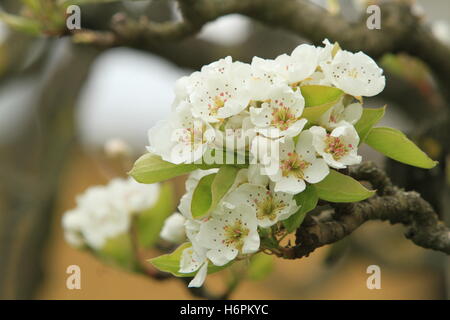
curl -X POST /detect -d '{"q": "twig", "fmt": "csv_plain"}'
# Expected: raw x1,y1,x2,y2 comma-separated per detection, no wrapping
280,162,450,260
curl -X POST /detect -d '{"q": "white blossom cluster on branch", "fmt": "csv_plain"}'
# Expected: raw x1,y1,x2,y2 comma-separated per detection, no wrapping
156,39,386,287
62,178,160,250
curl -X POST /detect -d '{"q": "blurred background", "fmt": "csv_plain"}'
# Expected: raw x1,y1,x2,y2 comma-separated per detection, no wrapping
0,0,449,300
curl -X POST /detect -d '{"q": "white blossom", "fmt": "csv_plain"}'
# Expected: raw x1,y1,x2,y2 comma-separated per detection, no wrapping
224,183,299,228
147,101,216,164
248,57,288,100
108,177,160,213
264,132,330,194
310,124,362,169
249,85,307,138
172,71,202,108
141,39,389,288
62,178,159,250
322,50,385,97
197,204,260,266
160,212,186,243
62,209,86,248
318,100,363,130
273,44,321,84
213,112,255,152
189,57,253,123
179,244,209,288
179,219,210,287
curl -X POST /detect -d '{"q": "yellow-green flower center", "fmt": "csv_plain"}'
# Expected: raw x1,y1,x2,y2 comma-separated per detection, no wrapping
223,220,249,250
255,193,286,221
324,134,351,160
181,124,207,151
280,152,310,179
271,104,296,131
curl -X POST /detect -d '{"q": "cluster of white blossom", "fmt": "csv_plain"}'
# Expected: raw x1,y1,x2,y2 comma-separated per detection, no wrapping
62,178,159,250
157,39,385,287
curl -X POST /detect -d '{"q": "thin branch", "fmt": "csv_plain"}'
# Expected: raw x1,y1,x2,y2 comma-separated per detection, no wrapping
280,162,450,260
71,0,450,96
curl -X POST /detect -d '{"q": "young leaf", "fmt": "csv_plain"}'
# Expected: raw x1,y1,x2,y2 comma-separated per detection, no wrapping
210,166,240,212
137,183,175,248
365,127,438,169
354,106,386,143
191,166,240,218
302,101,337,124
314,169,375,202
300,85,344,123
283,185,318,232
191,173,215,218
300,85,344,107
97,233,137,271
247,253,274,281
129,153,217,184
149,243,229,277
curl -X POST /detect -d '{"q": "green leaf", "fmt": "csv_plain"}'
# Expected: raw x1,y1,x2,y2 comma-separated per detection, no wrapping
149,243,229,277
354,106,386,143
97,233,136,271
129,153,217,184
191,166,239,218
283,185,318,232
365,127,438,169
314,169,375,202
137,183,175,248
247,253,274,281
300,85,344,123
210,166,240,211
191,173,215,218
300,85,344,107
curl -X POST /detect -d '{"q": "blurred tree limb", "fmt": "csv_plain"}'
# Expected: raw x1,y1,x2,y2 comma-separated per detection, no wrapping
68,0,450,98
279,162,450,260
0,43,100,299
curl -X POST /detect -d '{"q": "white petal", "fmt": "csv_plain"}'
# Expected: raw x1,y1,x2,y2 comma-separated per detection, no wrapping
322,152,346,169
248,164,269,186
340,152,362,166
197,218,226,250
282,118,307,138
242,230,260,254
225,184,267,212
304,158,330,183
296,130,317,161
160,213,186,243
206,247,238,266
274,176,306,194
250,106,272,127
343,103,363,124
323,50,385,97
147,120,174,161
180,246,205,273
188,262,208,288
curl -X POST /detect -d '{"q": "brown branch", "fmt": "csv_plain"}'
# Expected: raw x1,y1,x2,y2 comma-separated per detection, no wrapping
71,0,450,95
280,162,450,260
0,44,100,299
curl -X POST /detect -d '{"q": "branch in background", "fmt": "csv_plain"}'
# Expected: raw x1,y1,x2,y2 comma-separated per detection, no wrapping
71,0,450,97
0,43,101,299
281,162,450,260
